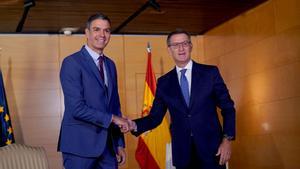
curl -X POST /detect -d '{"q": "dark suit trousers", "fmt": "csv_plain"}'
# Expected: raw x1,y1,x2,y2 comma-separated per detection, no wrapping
62,131,117,169
176,136,226,169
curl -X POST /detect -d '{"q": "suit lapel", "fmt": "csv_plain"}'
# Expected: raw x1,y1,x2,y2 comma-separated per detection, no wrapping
189,62,205,109
80,47,106,88
169,68,189,110
103,56,113,103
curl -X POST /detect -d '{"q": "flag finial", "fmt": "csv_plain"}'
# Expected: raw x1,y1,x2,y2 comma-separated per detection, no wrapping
147,42,151,53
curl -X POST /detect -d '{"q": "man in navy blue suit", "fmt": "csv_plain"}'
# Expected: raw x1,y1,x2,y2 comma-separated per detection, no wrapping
129,29,236,169
57,13,129,169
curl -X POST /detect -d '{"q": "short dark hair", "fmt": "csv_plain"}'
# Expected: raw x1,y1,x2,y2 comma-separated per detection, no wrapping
86,13,111,29
166,28,191,46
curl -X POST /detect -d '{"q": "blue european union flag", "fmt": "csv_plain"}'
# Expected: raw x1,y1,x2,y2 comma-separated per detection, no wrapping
0,70,15,147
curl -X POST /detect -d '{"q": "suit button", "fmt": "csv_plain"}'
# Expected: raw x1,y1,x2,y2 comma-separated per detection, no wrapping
187,114,191,118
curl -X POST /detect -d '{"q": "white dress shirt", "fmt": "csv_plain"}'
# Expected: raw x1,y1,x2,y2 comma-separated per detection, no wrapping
85,45,108,86
176,60,193,95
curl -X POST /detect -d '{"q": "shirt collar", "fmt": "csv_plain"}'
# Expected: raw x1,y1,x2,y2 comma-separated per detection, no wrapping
85,44,103,62
176,60,193,74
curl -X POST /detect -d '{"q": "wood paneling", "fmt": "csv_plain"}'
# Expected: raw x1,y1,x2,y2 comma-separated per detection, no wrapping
0,35,62,168
203,0,300,168
232,1,276,48
203,1,276,60
0,0,23,32
1,0,299,168
274,0,300,33
0,0,266,34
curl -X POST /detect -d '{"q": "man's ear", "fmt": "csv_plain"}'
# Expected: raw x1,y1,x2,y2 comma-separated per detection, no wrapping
167,46,172,55
84,28,89,37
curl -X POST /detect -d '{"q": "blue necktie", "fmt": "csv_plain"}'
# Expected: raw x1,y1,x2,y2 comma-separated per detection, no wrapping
180,69,189,106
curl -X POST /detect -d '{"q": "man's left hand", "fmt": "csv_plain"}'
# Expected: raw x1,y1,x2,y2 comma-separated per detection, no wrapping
116,147,126,166
216,138,231,165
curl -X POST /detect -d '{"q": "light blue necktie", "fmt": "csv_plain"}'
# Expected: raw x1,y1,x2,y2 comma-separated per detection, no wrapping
180,69,189,106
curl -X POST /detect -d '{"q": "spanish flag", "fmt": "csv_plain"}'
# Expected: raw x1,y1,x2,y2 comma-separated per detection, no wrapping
0,70,15,147
135,43,174,169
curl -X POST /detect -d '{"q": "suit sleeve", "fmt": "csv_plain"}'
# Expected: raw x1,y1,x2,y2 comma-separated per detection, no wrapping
132,78,168,136
212,67,236,139
60,57,112,128
110,63,125,148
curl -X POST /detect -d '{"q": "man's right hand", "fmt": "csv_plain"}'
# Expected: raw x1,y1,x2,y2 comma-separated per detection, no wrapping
111,115,138,133
111,115,130,133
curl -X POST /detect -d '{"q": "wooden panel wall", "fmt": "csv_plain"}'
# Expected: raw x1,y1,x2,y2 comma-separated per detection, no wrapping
0,34,202,169
0,35,62,169
202,0,300,169
2,0,299,168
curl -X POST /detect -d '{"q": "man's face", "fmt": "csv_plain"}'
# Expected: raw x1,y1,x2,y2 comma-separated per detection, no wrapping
167,33,192,67
85,19,111,54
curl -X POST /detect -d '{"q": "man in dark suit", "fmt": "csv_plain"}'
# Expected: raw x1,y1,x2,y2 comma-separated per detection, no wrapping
57,13,129,169
129,29,236,169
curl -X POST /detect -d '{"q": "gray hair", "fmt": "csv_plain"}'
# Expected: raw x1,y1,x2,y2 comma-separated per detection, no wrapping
166,28,191,46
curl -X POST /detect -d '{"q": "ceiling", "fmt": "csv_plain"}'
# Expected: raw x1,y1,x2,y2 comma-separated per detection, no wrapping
0,0,267,35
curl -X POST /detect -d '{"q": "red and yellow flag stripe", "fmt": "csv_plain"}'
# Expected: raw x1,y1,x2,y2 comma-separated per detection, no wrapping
135,45,172,169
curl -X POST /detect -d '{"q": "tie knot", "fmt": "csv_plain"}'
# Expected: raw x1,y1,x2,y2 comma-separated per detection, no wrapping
98,55,104,61
180,69,187,75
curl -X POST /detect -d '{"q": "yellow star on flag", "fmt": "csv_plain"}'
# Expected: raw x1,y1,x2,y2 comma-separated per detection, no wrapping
4,114,10,121
7,127,13,134
0,106,4,113
6,139,12,145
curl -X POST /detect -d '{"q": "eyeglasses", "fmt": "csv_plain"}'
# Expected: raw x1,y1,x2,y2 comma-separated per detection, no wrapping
168,41,191,49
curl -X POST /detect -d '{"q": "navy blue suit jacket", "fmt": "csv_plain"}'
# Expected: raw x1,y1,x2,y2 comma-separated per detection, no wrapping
133,61,235,167
58,46,124,157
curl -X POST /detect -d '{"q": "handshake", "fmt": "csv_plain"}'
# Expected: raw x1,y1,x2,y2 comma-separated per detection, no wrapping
112,115,137,133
